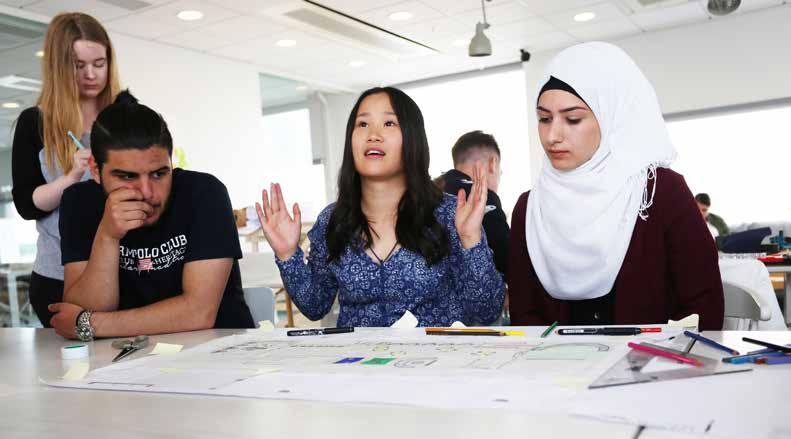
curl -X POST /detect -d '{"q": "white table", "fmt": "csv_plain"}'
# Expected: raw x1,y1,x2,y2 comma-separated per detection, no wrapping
765,264,791,325
0,329,788,439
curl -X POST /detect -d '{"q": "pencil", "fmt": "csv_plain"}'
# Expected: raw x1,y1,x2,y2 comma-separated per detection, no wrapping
425,328,505,336
628,342,703,367
541,321,559,338
684,331,739,355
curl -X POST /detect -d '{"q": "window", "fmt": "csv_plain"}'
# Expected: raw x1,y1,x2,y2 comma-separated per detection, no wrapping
403,68,531,220
261,108,326,221
667,104,791,225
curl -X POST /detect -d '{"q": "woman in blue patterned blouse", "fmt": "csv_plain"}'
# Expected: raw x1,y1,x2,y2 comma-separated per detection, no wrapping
256,87,504,327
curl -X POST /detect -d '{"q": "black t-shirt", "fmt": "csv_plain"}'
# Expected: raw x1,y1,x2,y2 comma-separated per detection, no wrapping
439,169,510,275
60,168,254,328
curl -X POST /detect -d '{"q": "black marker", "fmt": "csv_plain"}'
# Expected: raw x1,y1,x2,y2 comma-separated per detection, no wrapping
287,327,355,336
557,327,661,336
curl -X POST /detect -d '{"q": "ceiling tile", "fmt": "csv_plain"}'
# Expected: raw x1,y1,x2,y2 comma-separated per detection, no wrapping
519,30,577,52
567,17,641,40
158,16,288,50
544,2,626,30
357,1,445,30
205,0,296,15
106,14,185,38
630,2,708,31
307,0,403,15
114,0,240,34
516,0,605,15
452,1,535,26
487,16,556,41
19,0,134,21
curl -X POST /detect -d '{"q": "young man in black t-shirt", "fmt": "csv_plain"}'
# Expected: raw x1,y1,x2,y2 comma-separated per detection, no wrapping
435,130,510,276
49,91,253,340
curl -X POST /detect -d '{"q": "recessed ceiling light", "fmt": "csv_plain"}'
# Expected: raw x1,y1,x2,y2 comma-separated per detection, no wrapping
275,39,297,48
388,11,413,21
295,85,308,91
452,39,468,47
35,50,44,58
2,102,20,109
348,60,366,68
573,12,596,22
177,10,204,21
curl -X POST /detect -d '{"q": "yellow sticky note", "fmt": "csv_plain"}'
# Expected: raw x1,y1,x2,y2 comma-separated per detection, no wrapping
257,320,275,332
149,343,183,355
62,361,90,381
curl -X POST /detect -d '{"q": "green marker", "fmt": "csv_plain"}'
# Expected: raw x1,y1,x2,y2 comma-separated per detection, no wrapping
541,321,559,338
67,131,86,149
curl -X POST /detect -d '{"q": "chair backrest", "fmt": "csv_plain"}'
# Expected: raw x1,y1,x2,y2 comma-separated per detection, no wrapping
722,281,762,330
242,287,276,327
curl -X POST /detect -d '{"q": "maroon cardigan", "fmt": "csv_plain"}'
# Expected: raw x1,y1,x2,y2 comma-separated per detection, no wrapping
507,168,724,330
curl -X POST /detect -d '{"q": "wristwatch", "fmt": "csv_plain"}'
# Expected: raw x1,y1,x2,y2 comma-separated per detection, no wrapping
75,309,95,342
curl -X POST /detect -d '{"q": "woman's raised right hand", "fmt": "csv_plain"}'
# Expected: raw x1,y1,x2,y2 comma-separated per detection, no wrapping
256,183,302,261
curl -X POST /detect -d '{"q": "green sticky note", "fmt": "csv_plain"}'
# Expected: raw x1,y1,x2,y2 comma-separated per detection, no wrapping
362,357,395,365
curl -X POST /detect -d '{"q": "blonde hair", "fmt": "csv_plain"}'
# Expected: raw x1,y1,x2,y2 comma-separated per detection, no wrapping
37,12,120,174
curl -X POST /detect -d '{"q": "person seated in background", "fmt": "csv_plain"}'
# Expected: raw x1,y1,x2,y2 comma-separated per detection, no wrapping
49,90,254,340
257,87,504,327
507,42,724,331
435,130,509,276
695,193,729,237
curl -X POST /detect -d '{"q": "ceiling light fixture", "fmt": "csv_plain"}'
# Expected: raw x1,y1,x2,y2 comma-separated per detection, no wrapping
469,0,493,57
707,0,741,16
276,39,297,47
177,10,203,21
388,11,413,21
2,102,20,109
348,60,366,68
573,12,596,23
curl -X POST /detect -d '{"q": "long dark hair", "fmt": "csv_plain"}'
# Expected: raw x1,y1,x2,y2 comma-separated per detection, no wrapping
326,87,449,266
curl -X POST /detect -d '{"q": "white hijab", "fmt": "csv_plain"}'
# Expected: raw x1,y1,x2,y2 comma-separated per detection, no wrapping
526,42,677,300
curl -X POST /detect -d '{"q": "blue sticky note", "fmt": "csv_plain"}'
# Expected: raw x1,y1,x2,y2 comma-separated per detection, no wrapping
335,357,364,364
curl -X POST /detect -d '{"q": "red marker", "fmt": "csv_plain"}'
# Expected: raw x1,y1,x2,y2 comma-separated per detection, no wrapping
628,342,704,367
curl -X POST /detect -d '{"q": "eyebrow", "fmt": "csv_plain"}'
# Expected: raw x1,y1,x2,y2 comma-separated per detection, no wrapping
356,111,397,118
76,57,106,64
110,166,170,178
536,105,589,113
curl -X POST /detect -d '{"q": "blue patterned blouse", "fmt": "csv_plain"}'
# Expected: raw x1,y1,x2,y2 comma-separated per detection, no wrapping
275,194,505,327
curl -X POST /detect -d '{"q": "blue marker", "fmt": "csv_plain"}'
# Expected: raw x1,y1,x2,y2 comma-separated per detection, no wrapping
67,131,86,149
722,350,785,364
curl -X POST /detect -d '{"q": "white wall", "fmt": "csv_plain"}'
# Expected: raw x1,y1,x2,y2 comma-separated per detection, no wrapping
523,5,791,184
112,33,267,208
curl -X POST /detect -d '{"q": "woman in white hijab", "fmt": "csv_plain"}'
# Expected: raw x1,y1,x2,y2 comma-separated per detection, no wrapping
507,42,724,330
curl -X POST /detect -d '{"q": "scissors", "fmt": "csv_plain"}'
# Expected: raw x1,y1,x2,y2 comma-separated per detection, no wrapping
111,335,149,362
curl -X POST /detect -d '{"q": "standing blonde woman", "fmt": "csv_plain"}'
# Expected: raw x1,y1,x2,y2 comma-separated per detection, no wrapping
12,12,121,326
